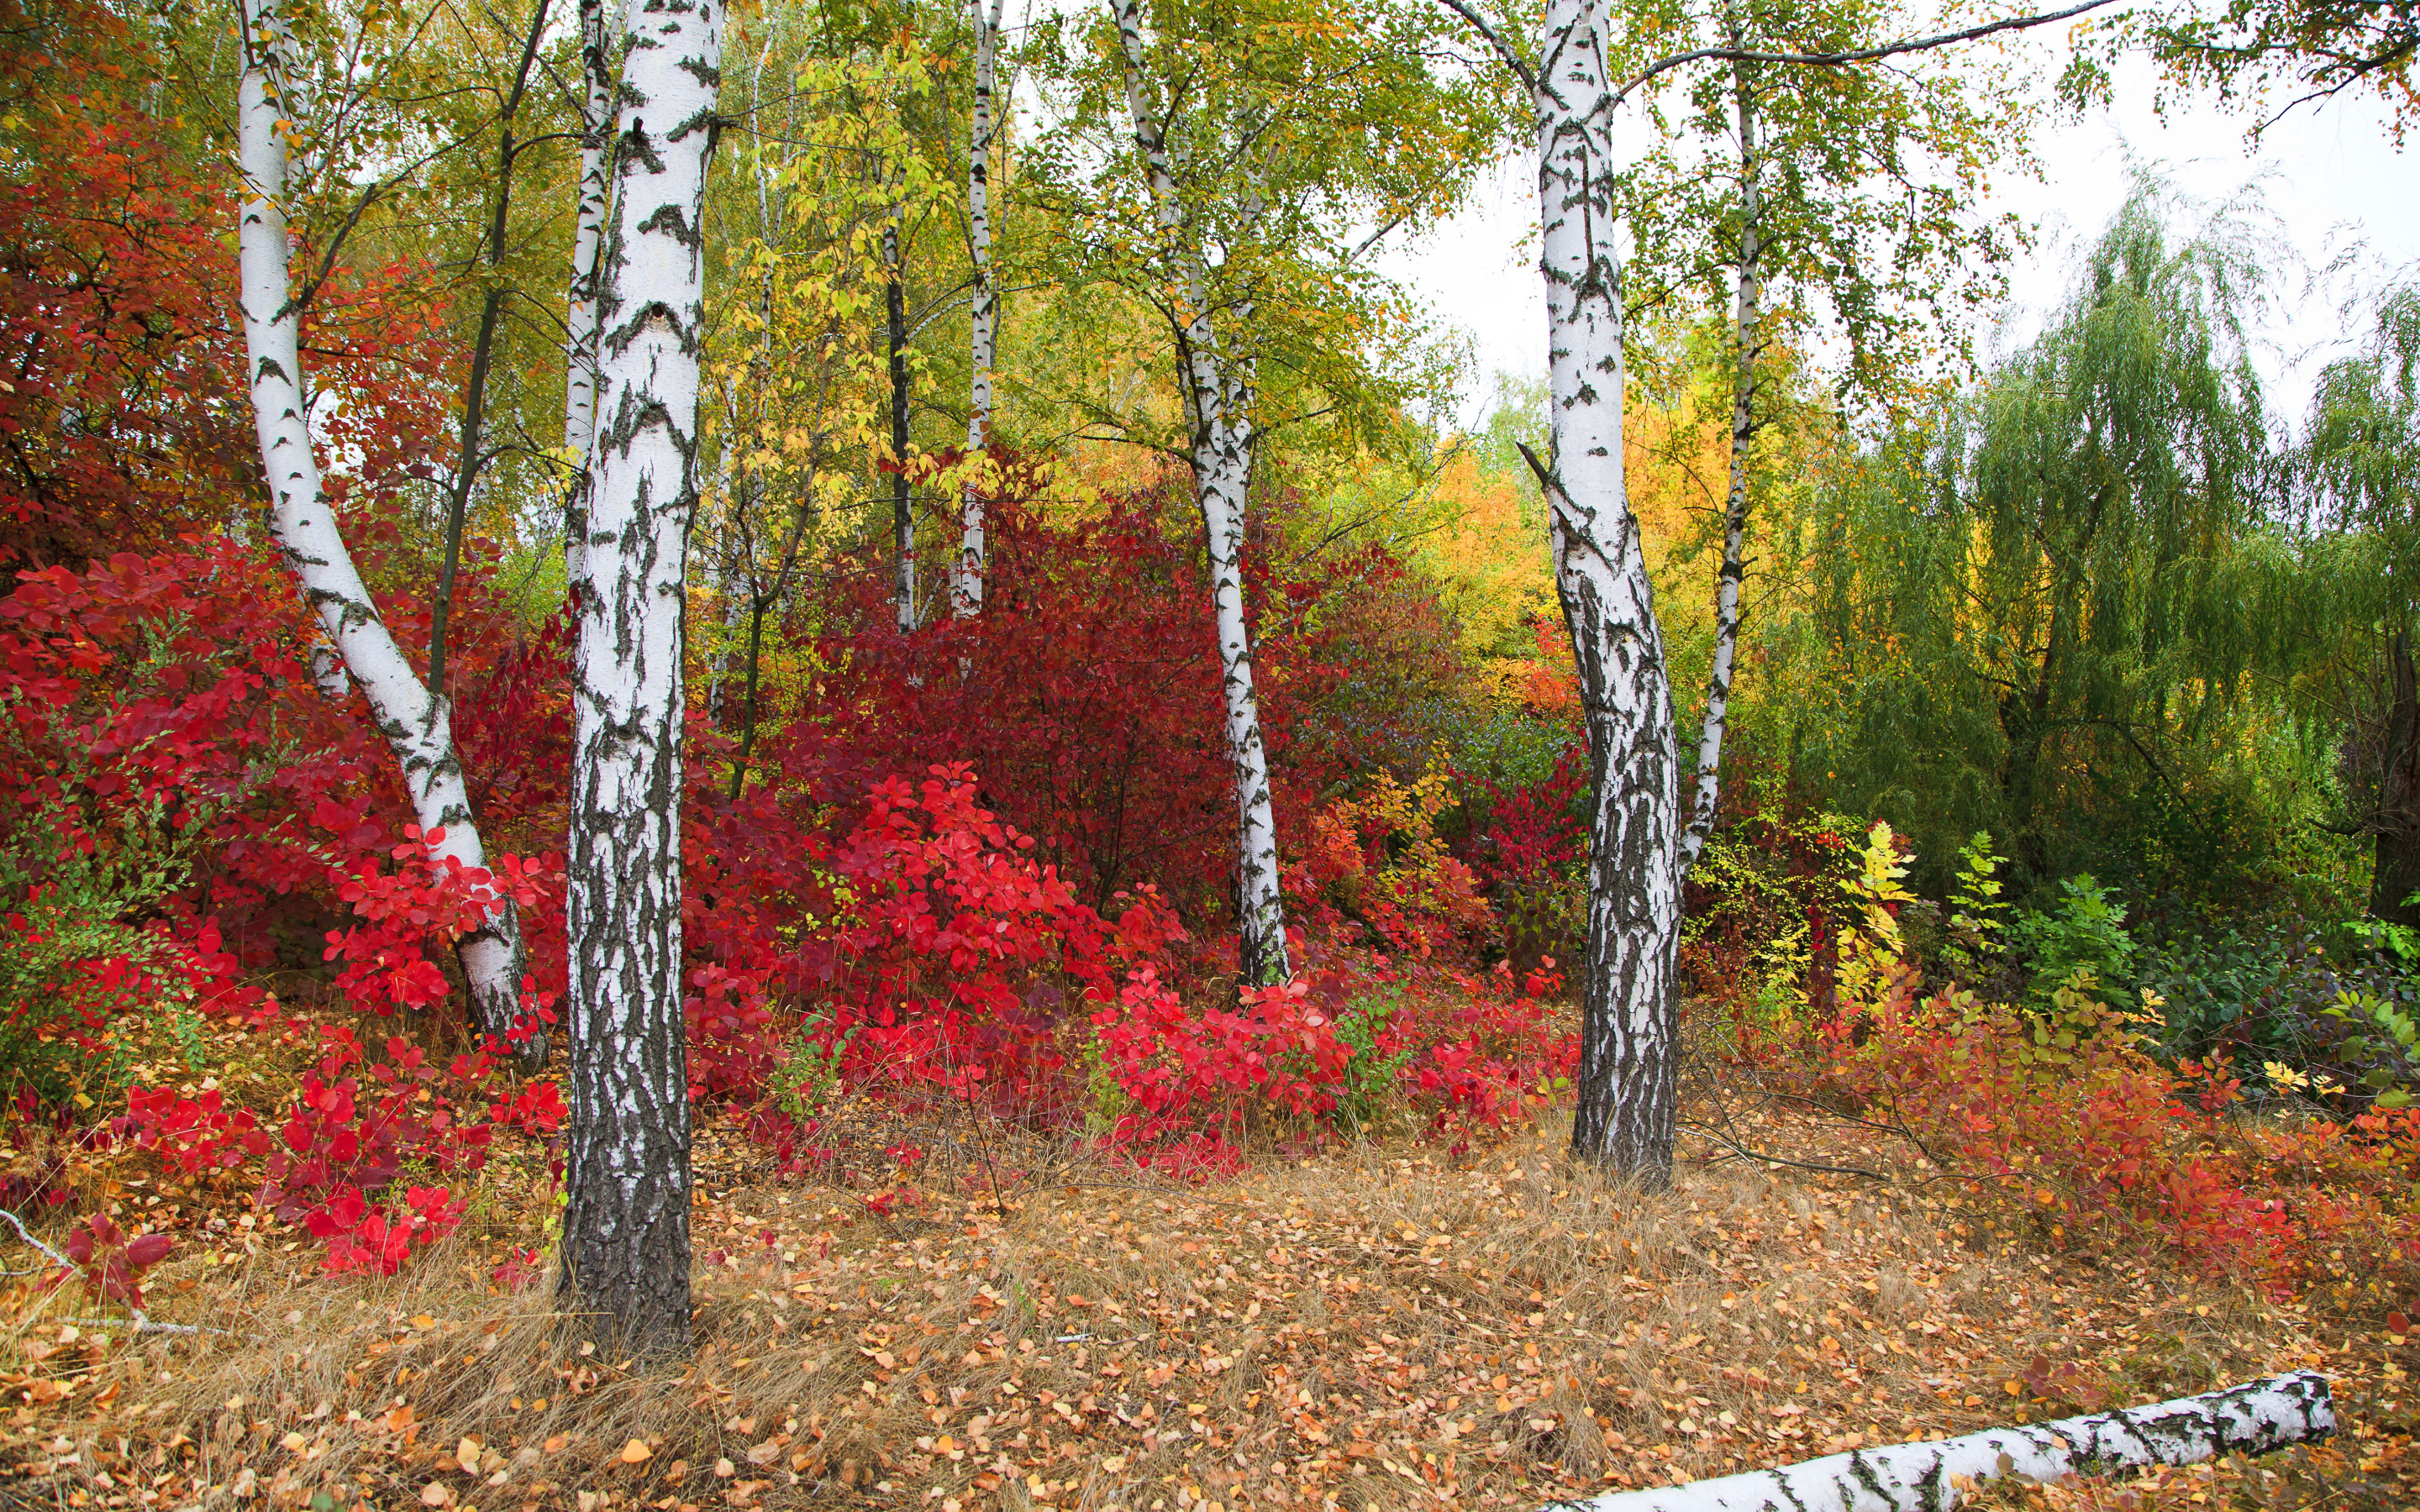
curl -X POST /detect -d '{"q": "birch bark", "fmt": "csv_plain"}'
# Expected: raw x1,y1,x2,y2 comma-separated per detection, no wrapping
560,0,719,1352
235,0,537,1063
1680,55,1760,873
1558,1370,2333,1512
1528,0,1684,1179
955,0,1007,618
1111,0,1289,985
564,0,615,605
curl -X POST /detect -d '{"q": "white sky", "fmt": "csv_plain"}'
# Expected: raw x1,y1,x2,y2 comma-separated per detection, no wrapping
1379,49,2419,433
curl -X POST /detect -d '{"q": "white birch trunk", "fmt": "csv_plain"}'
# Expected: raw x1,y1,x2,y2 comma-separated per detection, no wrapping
1112,0,1289,985
1560,1371,2334,1512
560,0,718,1352
235,0,537,1063
954,0,1007,619
1529,0,1683,1178
1680,60,1760,874
564,0,615,606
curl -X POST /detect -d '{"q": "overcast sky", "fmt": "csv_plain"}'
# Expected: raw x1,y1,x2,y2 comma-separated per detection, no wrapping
1376,49,2418,433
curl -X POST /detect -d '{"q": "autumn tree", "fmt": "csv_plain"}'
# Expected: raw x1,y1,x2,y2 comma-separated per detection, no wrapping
2295,286,2420,922
1028,0,1507,984
2075,2,2417,139
1799,189,2275,895
234,0,542,1063
1437,0,2126,1179
1612,0,2029,868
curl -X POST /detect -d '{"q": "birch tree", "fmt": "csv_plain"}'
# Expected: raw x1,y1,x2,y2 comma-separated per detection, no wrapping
560,0,722,1352
1437,0,2118,1179
564,0,615,603
1609,0,2028,869
955,0,1008,618
699,37,946,791
1035,0,1506,985
1105,0,1287,983
234,0,539,1064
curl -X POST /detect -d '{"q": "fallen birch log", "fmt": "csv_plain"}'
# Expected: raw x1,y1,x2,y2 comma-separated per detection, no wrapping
1564,1370,2333,1512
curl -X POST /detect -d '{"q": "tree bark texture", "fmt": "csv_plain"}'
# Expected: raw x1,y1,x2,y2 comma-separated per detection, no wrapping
955,0,1006,619
1528,0,1684,1180
2372,630,2420,925
1681,51,1760,874
564,0,615,606
1558,1371,2333,1511
236,0,533,1060
1112,0,1290,986
560,0,718,1354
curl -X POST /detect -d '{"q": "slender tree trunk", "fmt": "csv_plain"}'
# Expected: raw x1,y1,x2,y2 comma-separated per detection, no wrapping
433,0,550,702
955,0,1006,618
2373,631,2420,926
560,0,718,1354
2001,591,2067,887
1680,55,1760,874
563,0,613,607
235,0,536,1064
431,286,506,693
1112,0,1289,984
886,215,916,633
1527,0,1682,1181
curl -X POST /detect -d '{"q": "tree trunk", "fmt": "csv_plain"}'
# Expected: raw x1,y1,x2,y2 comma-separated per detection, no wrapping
1565,1371,2332,1512
1528,0,1683,1181
563,0,613,606
1112,0,1289,984
955,0,1006,619
1681,50,1760,874
560,0,718,1355
886,214,916,633
235,0,534,1064
2373,630,2420,926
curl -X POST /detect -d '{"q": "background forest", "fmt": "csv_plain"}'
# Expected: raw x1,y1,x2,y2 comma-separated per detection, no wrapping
7,0,2420,1504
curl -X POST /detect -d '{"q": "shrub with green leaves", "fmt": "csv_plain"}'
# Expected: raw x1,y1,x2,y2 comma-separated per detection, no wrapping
2012,874,2135,1005
0,796,208,1110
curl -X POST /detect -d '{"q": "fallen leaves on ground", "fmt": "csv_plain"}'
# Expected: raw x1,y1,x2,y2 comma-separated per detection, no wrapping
0,1101,2407,1510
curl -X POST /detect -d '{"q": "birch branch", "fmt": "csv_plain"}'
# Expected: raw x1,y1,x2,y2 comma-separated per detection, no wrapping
1612,0,2121,112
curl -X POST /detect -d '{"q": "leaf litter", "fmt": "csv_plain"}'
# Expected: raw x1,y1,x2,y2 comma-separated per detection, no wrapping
0,1100,2409,1510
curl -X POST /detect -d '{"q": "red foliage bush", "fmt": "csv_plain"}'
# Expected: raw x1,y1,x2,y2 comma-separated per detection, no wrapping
1802,976,2420,1296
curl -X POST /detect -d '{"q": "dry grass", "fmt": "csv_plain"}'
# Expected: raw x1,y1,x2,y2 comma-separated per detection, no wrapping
0,1101,2399,1512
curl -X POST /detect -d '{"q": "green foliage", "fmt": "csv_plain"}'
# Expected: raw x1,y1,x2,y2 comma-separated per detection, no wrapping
2346,892,2420,968
0,798,203,1108
1789,185,2289,899
1835,820,1915,1010
2319,990,2420,1108
1328,987,1417,1135
1940,831,2009,983
2012,875,2136,1005
1614,0,2032,410
771,1011,860,1123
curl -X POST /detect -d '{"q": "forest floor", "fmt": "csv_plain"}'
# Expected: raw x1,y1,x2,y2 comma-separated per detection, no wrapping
0,1089,2410,1512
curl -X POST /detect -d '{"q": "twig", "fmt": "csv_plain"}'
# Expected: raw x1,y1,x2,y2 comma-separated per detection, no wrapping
0,1206,72,1270
1681,1117,1889,1181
